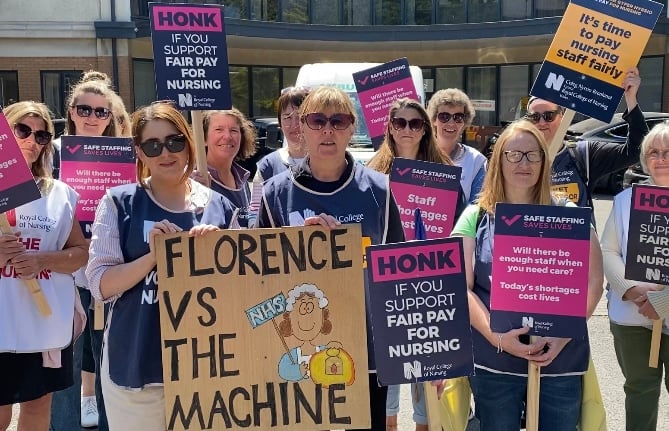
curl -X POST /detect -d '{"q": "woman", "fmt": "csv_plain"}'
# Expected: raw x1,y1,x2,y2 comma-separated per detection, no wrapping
601,122,669,431
427,88,487,204
368,98,460,431
0,101,89,431
85,102,236,429
51,70,122,431
195,108,256,227
255,87,309,182
451,120,603,430
257,86,405,431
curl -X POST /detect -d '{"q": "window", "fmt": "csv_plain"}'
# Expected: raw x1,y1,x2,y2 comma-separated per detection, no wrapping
131,0,150,17
502,0,531,19
534,0,567,17
469,0,500,22
343,0,371,24
375,0,401,24
636,56,664,112
282,0,309,22
41,71,82,118
252,67,279,117
133,60,156,110
466,66,497,125
313,0,340,24
437,0,465,24
406,0,432,24
0,71,19,109
435,67,464,92
251,0,278,21
224,0,248,18
499,65,529,122
282,67,300,88
230,66,250,116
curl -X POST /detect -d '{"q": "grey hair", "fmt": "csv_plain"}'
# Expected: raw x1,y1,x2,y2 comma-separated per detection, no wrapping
285,283,329,311
640,122,669,174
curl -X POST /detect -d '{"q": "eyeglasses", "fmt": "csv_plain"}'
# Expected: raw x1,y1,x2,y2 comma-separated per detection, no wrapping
138,134,187,158
75,104,112,120
13,123,52,146
647,149,669,160
391,117,425,131
437,112,466,124
504,150,544,163
302,113,354,130
524,110,561,123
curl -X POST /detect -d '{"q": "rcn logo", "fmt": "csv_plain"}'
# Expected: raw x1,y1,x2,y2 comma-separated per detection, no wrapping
646,267,661,281
403,360,422,379
544,73,565,92
178,93,193,107
522,316,534,328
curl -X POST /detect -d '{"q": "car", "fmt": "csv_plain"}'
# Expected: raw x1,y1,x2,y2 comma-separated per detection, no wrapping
238,117,283,179
565,112,669,194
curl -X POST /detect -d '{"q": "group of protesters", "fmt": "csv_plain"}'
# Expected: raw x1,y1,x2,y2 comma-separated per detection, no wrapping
0,65,668,431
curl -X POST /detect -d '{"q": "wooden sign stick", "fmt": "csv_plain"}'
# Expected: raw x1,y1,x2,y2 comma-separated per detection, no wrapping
649,285,666,368
0,213,51,316
423,381,442,431
548,109,576,163
191,110,210,188
526,336,541,431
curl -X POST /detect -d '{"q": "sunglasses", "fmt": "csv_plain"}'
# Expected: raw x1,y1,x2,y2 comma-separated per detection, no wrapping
302,113,354,130
504,150,544,163
391,117,425,131
524,110,561,123
138,134,187,158
437,112,466,124
13,123,52,146
75,104,111,120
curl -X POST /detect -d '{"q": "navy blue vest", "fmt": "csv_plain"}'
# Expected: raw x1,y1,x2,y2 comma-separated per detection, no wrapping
257,150,290,182
472,211,589,375
208,163,252,227
551,143,589,207
261,161,390,370
106,183,235,388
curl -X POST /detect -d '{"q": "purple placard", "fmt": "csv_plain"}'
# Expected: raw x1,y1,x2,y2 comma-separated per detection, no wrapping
0,113,41,212
625,184,669,284
490,203,591,338
352,58,418,150
59,136,135,237
389,158,461,240
366,238,473,385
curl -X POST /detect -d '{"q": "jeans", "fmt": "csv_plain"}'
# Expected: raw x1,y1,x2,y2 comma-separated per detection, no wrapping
385,384,427,424
469,368,581,431
610,322,669,431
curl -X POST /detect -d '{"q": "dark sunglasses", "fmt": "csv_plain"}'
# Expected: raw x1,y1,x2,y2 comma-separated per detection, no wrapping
525,110,561,123
75,104,112,120
391,117,425,131
13,123,52,146
302,113,354,130
437,112,466,124
138,134,187,158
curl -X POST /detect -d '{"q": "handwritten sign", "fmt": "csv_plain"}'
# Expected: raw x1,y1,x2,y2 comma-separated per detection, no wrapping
155,225,370,430
490,203,591,337
530,0,663,122
366,238,473,385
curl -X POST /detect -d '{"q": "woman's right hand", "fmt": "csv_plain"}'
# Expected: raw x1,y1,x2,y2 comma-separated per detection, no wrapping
0,233,25,266
623,282,657,302
304,213,341,230
495,326,545,360
148,220,183,263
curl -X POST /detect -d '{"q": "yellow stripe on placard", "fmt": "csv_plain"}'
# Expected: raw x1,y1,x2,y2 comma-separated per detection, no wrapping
545,3,651,86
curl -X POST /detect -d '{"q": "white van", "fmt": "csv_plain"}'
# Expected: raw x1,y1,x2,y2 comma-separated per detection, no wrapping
295,63,425,164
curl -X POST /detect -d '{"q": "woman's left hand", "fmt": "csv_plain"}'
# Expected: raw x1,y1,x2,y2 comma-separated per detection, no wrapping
429,379,446,399
635,296,661,320
10,251,44,279
304,213,341,230
528,337,571,367
189,224,221,237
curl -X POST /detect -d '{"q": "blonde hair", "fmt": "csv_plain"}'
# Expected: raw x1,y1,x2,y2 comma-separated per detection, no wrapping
3,101,55,192
65,75,118,137
427,88,476,128
640,122,669,174
299,86,357,123
131,102,195,186
368,98,452,173
477,120,552,214
110,93,131,138
202,108,257,160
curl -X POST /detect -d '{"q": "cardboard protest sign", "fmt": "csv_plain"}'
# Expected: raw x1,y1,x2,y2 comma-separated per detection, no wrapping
389,158,462,240
625,184,669,283
59,136,134,237
0,113,41,211
150,3,231,110
366,237,473,385
530,0,663,122
352,58,418,150
155,225,370,431
490,203,591,338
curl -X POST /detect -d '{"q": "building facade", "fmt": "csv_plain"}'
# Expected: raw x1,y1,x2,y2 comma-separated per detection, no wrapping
1,0,668,127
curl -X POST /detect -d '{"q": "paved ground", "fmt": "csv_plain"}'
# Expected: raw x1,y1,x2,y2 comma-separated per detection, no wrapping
9,195,669,430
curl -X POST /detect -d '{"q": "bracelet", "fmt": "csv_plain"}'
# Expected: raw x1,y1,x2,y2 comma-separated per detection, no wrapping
497,334,504,353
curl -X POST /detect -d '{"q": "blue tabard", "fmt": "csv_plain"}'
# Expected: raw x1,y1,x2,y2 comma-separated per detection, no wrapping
551,142,589,208
261,160,391,371
472,211,589,376
106,183,235,389
208,162,252,227
256,149,291,182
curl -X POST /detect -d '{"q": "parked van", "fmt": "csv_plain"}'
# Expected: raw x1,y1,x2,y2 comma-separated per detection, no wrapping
295,63,425,164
